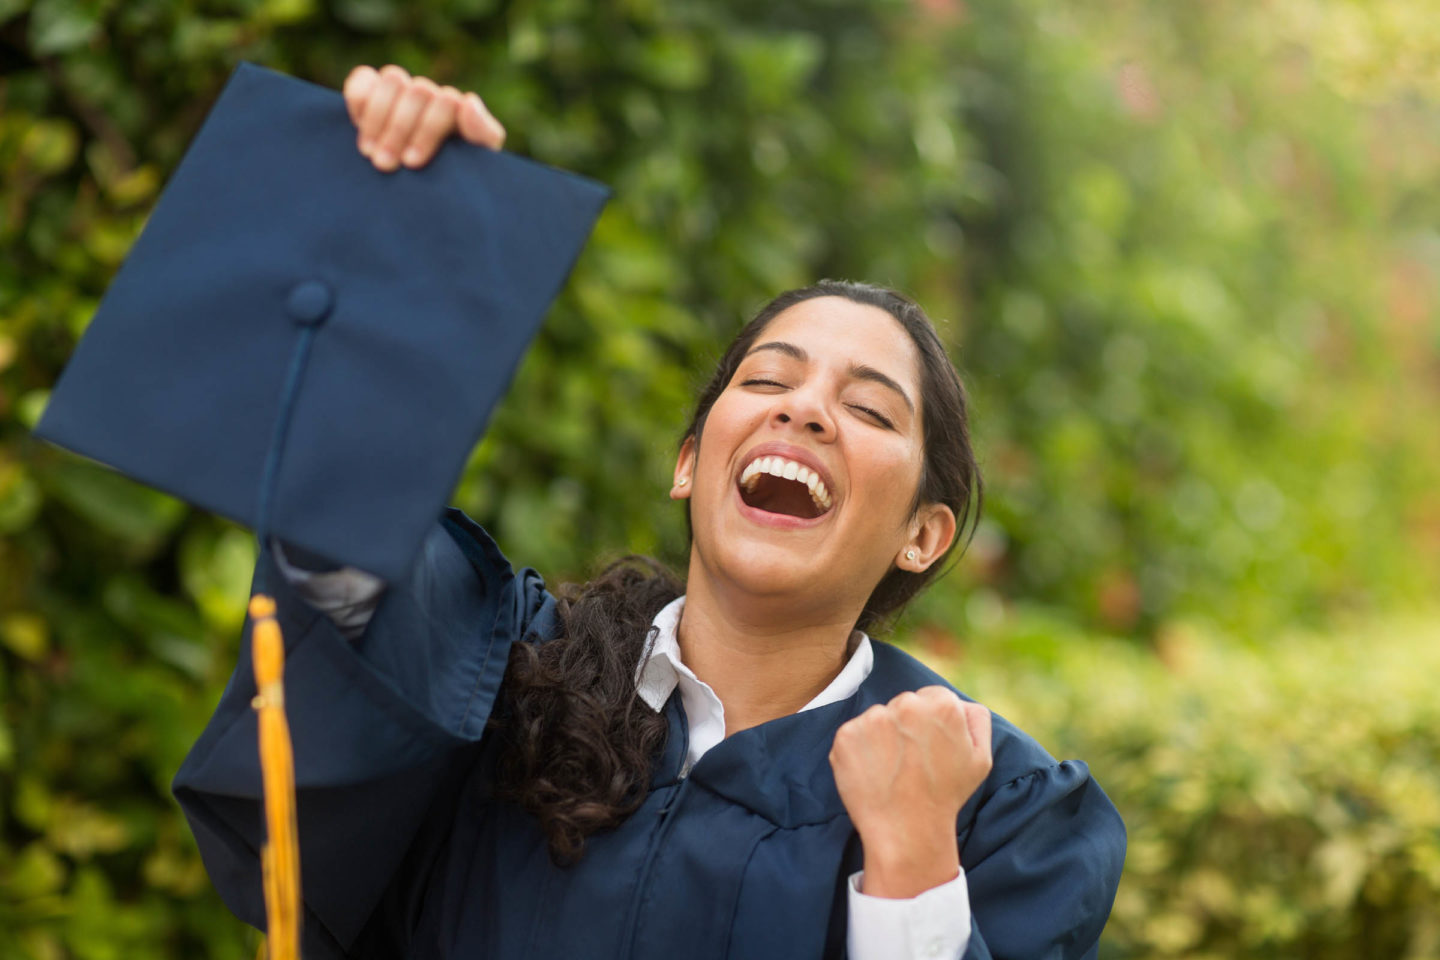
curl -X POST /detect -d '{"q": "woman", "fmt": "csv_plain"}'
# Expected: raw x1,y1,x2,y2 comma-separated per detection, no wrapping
174,65,1125,959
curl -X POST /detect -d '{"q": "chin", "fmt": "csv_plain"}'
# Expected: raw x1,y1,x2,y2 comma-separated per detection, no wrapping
697,531,839,603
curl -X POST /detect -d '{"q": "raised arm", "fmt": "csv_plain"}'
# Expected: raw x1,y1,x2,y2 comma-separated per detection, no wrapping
176,512,556,957
266,64,515,636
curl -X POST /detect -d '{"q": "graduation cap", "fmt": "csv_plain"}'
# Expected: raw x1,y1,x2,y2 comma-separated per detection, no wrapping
35,60,608,960
36,60,609,582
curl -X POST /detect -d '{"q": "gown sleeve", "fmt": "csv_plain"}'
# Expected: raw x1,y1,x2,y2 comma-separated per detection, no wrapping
172,508,557,958
957,758,1127,960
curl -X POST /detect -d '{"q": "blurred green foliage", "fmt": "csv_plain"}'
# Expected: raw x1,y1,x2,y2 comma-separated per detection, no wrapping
919,612,1440,959
2,0,1438,956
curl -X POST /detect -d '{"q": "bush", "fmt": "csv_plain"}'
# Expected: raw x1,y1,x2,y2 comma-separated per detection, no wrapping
913,614,1440,959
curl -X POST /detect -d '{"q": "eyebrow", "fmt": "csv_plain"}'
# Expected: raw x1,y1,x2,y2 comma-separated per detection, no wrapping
745,340,915,413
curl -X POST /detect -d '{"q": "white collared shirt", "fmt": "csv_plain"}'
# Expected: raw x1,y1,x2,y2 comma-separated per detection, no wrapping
636,596,972,960
635,595,876,773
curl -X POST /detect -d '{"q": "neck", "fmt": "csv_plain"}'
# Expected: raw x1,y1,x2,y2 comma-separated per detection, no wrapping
677,560,862,737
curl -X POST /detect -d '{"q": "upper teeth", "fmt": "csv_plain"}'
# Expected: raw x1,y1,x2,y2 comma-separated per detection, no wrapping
739,456,833,510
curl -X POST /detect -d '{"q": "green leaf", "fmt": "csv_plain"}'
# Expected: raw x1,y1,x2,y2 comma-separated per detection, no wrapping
0,0,32,28
4,843,68,898
47,797,131,858
333,0,398,32
16,390,50,431
0,717,14,770
28,0,100,54
178,523,256,633
1,613,49,661
0,461,42,533
19,119,79,175
635,32,710,90
41,456,185,554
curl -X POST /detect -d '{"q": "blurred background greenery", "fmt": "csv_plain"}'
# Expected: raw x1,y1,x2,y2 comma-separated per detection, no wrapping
2,0,1438,957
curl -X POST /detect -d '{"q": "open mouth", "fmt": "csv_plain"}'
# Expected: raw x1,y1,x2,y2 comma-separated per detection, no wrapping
737,456,833,520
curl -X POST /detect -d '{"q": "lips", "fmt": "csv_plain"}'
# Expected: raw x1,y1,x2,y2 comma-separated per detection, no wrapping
734,443,837,521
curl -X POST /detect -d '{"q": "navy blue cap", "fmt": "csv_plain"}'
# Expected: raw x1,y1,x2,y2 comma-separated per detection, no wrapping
35,61,608,581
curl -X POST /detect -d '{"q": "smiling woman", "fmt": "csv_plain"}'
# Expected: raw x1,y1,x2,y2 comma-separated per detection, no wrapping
172,65,1126,960
500,282,981,868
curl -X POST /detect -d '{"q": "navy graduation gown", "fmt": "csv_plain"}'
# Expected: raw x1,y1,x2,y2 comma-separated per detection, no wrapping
174,510,1125,959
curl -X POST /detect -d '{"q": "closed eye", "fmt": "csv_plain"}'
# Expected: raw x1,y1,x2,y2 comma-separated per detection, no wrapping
743,379,893,428
848,404,894,429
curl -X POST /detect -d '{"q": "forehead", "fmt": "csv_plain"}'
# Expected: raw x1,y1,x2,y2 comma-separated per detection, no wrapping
752,296,922,385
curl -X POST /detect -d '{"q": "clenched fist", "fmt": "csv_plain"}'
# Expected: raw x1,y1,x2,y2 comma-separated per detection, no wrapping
342,64,507,173
829,685,993,898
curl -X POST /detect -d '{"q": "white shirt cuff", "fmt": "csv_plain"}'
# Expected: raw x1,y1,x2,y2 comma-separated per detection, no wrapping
272,542,385,640
846,867,971,960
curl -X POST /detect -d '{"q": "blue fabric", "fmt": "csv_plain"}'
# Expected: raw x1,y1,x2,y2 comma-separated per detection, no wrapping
34,61,608,582
174,510,1125,959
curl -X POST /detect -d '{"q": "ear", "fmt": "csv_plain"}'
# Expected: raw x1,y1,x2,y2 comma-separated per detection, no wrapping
670,435,696,500
897,502,957,572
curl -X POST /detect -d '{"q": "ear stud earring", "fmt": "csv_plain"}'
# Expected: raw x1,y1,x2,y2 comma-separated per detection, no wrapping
905,549,917,561
677,477,688,487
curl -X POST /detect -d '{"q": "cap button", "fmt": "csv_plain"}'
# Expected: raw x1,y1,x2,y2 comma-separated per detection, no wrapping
286,280,334,326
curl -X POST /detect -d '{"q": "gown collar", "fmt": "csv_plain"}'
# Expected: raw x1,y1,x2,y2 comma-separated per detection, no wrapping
648,637,950,829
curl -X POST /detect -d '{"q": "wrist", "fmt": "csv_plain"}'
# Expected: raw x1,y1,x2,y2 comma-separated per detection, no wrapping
858,822,960,899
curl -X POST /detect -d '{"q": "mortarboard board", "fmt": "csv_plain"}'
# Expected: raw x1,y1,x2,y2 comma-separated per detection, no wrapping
35,60,609,582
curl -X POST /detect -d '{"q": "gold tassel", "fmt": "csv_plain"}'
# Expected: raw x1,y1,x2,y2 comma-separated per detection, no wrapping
249,595,301,960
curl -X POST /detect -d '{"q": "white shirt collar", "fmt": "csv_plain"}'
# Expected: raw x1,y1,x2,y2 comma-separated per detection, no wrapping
635,596,874,770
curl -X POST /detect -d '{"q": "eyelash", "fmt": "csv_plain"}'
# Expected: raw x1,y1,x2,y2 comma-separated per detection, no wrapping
738,379,895,430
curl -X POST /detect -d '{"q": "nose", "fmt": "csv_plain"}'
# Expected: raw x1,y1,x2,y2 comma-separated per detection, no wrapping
774,385,835,439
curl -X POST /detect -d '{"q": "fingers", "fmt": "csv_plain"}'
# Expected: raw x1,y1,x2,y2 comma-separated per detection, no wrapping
402,86,463,168
343,64,506,172
903,686,993,760
373,76,441,170
456,92,506,150
354,64,409,162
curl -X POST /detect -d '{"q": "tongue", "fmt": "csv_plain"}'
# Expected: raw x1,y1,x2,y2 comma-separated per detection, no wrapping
742,474,823,519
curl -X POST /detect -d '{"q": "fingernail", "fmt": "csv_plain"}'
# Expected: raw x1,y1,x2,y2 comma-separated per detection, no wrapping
402,147,422,167
359,137,374,157
373,149,396,170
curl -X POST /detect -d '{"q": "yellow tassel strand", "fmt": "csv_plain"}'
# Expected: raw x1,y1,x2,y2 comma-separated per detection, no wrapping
249,595,301,960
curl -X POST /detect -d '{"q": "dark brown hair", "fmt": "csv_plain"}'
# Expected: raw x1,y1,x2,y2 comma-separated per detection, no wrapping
493,280,982,863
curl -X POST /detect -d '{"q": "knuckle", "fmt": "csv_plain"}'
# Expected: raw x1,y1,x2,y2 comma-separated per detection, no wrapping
422,99,457,130
379,63,410,81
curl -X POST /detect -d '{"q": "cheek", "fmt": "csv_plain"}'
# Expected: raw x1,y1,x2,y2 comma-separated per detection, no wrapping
853,444,924,522
693,394,758,472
